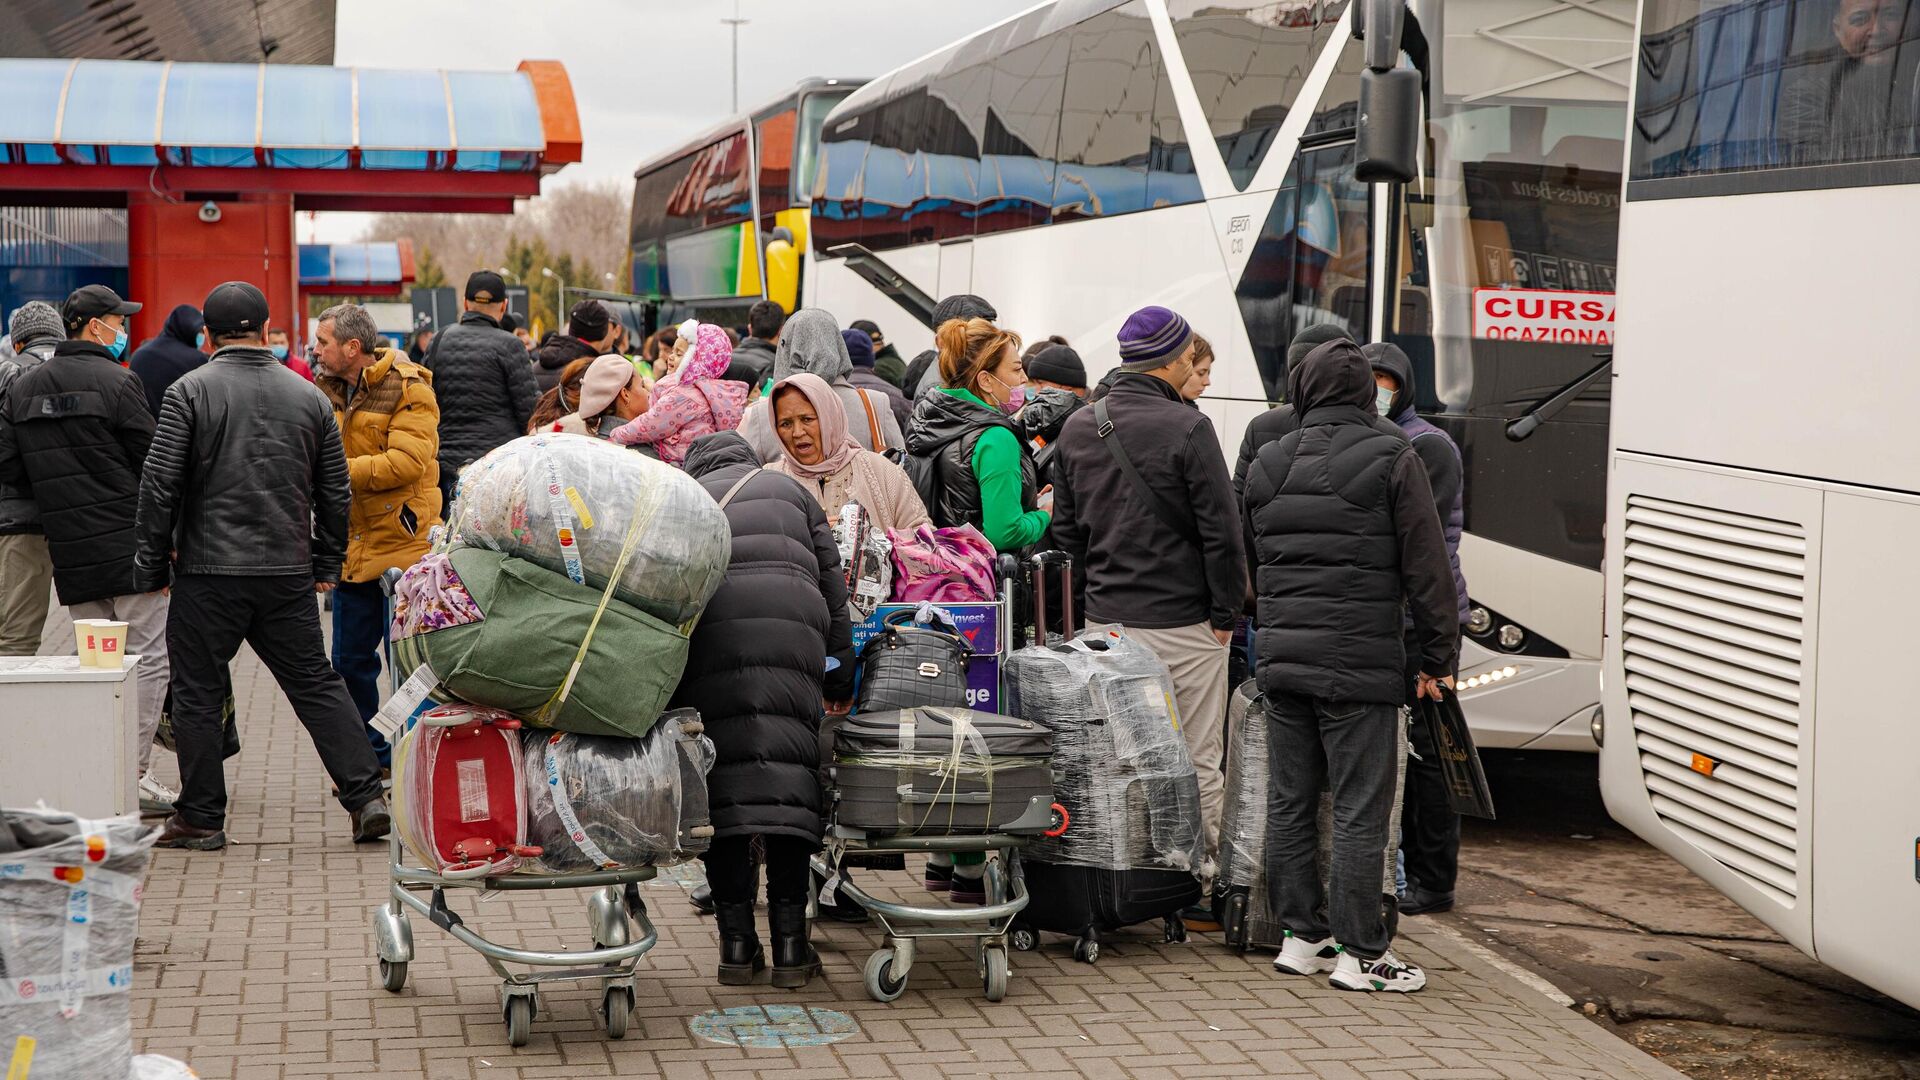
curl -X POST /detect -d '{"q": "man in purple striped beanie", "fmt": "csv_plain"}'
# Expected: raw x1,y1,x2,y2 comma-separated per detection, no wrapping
1047,304,1246,923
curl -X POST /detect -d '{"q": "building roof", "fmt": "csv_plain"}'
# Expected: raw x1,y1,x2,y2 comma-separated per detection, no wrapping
299,241,416,292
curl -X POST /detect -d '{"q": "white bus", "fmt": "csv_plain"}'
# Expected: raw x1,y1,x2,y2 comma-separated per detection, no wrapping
1599,0,1920,1010
808,0,1634,749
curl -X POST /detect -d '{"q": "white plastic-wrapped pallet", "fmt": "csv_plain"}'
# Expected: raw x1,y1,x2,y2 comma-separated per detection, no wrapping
0,809,156,1079
445,433,730,625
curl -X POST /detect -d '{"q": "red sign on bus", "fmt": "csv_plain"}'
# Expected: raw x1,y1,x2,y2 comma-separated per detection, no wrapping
1473,288,1615,346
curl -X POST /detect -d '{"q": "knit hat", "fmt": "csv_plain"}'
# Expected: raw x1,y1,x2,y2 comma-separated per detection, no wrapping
841,328,875,368
576,354,638,419
569,299,610,341
1116,305,1192,371
8,301,63,349
932,294,996,326
1026,343,1086,389
1285,322,1354,371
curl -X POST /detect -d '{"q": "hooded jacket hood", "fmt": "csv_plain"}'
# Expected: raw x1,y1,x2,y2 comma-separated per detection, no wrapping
1362,342,1417,422
905,385,1009,458
535,329,598,373
162,304,205,345
1014,386,1084,445
771,308,851,383
1293,339,1377,416
1284,323,1353,401
684,430,760,478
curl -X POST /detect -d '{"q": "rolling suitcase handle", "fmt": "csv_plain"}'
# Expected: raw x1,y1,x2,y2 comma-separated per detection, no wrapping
1028,550,1074,646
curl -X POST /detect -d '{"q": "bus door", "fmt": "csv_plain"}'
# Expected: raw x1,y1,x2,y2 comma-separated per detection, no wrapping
1287,139,1374,350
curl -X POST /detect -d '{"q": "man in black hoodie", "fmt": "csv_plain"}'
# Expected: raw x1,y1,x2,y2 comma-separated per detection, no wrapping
1242,338,1458,994
129,304,208,418
1231,323,1407,501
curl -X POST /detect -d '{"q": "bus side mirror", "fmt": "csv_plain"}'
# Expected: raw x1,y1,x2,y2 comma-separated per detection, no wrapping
1356,66,1421,184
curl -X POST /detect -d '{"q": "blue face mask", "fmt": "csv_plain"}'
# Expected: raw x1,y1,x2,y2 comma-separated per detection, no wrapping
96,320,128,361
1376,384,1395,416
194,331,206,349
271,344,289,361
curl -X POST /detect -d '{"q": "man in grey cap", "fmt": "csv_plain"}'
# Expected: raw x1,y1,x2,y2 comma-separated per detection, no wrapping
0,301,62,656
135,280,389,850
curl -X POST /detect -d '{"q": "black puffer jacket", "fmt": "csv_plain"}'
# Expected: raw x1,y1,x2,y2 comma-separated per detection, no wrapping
0,340,154,603
903,388,1036,533
424,311,538,473
1242,340,1458,703
0,340,55,535
532,330,598,394
128,304,206,419
1013,386,1084,487
672,432,852,843
134,346,352,589
729,337,776,388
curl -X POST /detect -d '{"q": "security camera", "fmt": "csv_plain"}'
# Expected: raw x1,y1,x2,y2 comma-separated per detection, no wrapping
197,200,222,224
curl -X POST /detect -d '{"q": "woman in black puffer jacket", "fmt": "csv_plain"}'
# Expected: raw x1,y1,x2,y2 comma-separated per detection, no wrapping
675,431,851,989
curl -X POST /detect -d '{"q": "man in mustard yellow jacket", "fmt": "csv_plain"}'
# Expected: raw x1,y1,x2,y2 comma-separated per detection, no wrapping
312,303,442,771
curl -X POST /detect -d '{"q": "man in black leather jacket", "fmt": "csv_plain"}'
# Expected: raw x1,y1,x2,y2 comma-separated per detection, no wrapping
134,281,390,851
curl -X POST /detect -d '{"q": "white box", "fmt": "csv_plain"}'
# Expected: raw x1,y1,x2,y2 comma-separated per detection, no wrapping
0,654,140,817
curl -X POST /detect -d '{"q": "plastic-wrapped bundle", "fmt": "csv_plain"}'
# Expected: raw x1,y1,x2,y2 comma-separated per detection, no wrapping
446,433,729,625
835,502,894,620
521,710,717,874
1217,679,1267,891
0,809,156,1079
1003,629,1204,872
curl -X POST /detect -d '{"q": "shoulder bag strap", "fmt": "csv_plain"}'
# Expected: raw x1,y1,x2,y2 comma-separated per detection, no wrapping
1091,398,1200,545
716,469,759,510
859,389,886,451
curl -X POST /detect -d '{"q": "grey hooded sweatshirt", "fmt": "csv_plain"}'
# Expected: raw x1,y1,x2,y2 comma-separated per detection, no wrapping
740,308,904,462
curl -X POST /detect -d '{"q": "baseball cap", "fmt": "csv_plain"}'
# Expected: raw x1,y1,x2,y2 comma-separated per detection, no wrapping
465,270,507,303
202,281,270,334
61,284,141,331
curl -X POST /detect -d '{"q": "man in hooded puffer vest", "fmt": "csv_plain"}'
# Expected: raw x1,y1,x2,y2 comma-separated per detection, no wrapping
1364,342,1470,916
1242,339,1459,993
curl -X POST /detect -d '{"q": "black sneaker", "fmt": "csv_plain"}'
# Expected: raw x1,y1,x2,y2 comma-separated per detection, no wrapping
351,797,392,843
949,874,986,905
1399,886,1455,915
154,814,226,851
924,861,954,893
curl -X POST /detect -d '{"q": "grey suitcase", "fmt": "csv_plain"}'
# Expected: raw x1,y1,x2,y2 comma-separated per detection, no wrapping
830,707,1054,837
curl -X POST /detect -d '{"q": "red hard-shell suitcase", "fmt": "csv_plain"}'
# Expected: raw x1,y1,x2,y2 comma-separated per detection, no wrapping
393,703,542,878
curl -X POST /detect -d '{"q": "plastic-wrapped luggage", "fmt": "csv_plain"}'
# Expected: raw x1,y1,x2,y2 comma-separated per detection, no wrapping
521,710,717,874
830,707,1053,837
391,548,689,738
0,809,156,1079
446,433,729,626
393,703,540,877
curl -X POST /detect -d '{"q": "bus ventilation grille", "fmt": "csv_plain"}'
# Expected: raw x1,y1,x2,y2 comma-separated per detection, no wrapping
1620,494,1805,907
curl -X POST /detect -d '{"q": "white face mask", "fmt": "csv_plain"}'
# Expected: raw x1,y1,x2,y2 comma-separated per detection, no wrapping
1376,385,1395,416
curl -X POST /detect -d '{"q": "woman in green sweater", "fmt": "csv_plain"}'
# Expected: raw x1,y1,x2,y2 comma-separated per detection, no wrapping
902,316,1053,556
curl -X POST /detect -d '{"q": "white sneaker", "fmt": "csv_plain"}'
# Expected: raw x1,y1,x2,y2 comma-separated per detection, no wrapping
1272,931,1340,975
1329,948,1427,993
138,773,178,816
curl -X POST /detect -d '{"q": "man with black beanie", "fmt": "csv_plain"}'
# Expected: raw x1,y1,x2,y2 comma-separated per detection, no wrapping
534,299,616,394
905,294,997,399
134,280,390,850
425,271,539,508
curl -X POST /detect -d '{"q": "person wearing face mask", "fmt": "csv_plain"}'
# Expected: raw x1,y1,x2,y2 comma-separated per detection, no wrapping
268,327,314,382
1364,342,1469,918
0,284,181,817
129,304,210,418
1048,305,1246,912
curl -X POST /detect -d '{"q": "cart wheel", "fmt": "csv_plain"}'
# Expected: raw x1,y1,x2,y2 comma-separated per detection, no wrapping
982,946,1009,1002
1072,937,1099,964
504,994,534,1047
1009,926,1038,952
601,985,633,1039
1164,915,1189,944
1221,892,1249,950
378,957,408,993
863,949,909,1002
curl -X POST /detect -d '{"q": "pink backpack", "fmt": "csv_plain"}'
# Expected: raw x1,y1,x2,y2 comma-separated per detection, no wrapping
886,523,997,604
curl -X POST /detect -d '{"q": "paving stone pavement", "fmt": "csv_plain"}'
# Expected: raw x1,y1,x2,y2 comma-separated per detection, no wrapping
99,613,1689,1079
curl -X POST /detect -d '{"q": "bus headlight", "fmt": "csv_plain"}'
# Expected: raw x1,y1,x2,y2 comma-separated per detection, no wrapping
1466,606,1492,636
1590,706,1605,748
1498,624,1526,650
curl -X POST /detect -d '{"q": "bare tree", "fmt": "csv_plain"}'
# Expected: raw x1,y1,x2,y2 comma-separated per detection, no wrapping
358,179,633,302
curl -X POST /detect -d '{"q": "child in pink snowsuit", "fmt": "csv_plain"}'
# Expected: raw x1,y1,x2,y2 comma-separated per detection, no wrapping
610,322,747,466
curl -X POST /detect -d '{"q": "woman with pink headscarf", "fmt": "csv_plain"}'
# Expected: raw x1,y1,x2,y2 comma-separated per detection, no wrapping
610,322,747,466
766,372,928,531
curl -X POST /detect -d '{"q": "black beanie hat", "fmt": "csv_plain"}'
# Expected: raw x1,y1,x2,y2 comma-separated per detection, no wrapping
1026,343,1087,389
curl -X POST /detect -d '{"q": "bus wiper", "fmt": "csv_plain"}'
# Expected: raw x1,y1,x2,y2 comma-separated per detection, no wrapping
1504,353,1612,442
825,244,937,328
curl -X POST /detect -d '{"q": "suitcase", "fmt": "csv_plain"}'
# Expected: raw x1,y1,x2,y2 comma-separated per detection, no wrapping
1002,551,1204,961
393,703,542,878
830,707,1054,838
521,709,716,874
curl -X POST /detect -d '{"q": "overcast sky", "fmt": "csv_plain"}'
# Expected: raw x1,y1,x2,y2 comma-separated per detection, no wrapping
305,0,1038,242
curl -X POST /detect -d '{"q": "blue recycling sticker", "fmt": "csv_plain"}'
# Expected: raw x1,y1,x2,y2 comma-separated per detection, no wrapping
689,1005,859,1049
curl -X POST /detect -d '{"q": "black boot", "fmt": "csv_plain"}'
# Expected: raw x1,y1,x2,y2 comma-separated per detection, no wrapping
714,901,764,985
768,901,821,989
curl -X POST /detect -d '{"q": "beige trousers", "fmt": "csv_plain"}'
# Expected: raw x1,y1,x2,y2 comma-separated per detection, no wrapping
0,533,53,656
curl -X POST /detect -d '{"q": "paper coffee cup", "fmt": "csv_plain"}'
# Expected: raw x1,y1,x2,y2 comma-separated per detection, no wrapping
72,619,104,665
91,621,130,668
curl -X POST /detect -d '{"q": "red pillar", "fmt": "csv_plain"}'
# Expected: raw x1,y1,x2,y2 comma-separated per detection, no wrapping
126,191,298,342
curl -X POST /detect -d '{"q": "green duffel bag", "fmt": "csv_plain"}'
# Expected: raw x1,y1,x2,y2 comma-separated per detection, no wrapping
391,548,689,739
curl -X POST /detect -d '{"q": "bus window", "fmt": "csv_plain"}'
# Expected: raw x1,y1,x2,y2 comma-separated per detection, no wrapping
975,27,1067,236
792,90,847,207
757,107,797,228
1633,0,1920,179
1052,2,1157,221
1169,0,1321,191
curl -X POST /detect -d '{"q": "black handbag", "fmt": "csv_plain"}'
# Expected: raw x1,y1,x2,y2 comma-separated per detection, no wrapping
1421,686,1496,819
855,608,972,713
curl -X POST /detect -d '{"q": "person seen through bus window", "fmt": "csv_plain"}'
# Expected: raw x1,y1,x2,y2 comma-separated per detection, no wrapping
1779,0,1920,163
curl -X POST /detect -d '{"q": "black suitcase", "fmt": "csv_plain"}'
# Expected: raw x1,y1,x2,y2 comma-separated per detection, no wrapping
830,707,1054,837
1013,861,1201,962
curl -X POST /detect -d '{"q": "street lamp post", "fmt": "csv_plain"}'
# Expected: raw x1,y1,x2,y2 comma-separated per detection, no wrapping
722,0,748,113
539,266,561,322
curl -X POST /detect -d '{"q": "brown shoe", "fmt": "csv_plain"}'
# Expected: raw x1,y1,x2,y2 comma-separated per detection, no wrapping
351,797,392,844
153,814,226,851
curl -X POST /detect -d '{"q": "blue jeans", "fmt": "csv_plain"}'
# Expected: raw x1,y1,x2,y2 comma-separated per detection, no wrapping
330,578,392,768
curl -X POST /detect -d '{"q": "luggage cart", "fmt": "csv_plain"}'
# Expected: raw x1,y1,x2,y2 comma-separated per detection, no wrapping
372,834,661,1046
